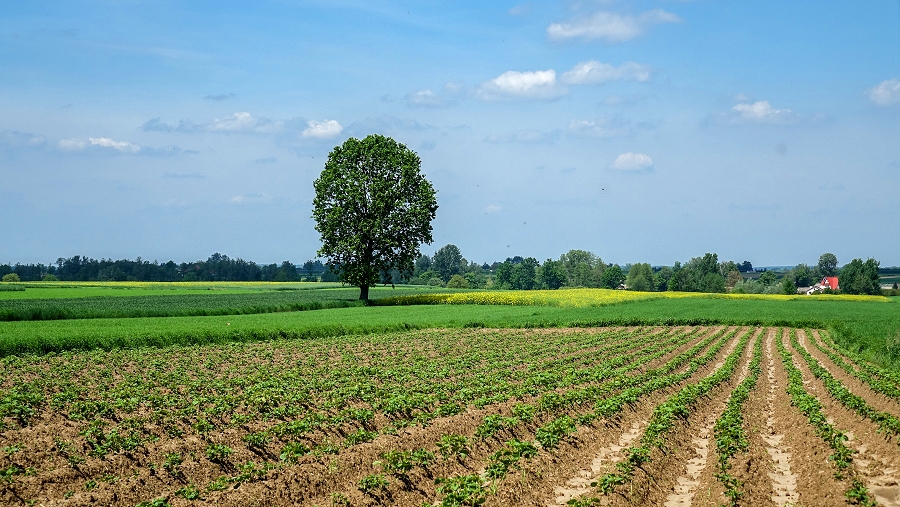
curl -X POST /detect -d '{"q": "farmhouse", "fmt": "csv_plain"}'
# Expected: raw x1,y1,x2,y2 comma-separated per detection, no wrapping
806,276,839,295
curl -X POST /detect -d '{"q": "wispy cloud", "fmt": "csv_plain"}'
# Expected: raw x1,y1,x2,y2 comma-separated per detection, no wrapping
476,70,566,100
611,152,653,171
567,119,629,138
0,130,46,149
484,204,503,214
866,79,900,106
709,99,797,125
548,10,681,43
57,136,193,156
142,112,284,133
561,61,651,84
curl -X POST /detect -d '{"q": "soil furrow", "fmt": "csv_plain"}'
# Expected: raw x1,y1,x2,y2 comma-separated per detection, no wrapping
765,329,850,507
484,328,742,507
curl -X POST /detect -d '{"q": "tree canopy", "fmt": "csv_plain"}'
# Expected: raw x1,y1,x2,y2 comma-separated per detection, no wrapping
312,134,438,300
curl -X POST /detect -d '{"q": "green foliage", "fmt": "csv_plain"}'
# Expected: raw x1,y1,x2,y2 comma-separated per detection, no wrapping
134,498,170,507
433,245,464,283
819,252,839,277
485,438,538,478
175,484,201,500
446,274,469,289
2,273,20,283
626,263,654,292
358,473,389,494
279,442,310,463
840,258,881,295
437,434,470,459
205,443,233,463
600,265,625,289
162,453,183,476
435,475,487,507
312,134,438,300
536,416,576,449
782,277,797,295
539,259,567,290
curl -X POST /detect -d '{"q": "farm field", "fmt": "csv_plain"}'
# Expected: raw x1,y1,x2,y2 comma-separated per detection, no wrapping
2,325,900,506
2,290,899,368
0,283,450,321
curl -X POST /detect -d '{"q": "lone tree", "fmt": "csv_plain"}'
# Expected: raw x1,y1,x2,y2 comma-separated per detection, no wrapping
312,134,438,300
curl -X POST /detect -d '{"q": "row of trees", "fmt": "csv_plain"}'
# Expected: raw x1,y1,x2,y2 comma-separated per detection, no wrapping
404,247,885,296
0,254,336,283
2,249,884,296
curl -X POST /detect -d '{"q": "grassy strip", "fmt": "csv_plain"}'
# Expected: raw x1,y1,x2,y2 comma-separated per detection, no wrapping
791,332,900,440
776,330,877,505
713,333,763,506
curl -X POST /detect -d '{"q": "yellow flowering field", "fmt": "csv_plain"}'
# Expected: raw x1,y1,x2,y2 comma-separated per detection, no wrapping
381,288,889,308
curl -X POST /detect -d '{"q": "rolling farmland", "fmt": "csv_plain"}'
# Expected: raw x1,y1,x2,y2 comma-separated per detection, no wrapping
2,323,899,506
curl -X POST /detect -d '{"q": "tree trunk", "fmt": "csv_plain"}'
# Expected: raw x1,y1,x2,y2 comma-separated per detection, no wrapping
359,284,369,301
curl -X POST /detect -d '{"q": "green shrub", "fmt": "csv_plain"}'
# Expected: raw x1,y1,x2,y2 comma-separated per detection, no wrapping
1,273,20,283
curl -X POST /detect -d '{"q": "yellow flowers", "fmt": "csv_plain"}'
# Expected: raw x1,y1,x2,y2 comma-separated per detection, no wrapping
384,288,889,308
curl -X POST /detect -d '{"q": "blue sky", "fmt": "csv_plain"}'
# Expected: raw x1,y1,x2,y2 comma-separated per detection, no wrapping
2,1,899,267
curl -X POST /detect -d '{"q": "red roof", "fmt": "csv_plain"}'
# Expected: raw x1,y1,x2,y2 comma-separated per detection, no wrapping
821,276,839,290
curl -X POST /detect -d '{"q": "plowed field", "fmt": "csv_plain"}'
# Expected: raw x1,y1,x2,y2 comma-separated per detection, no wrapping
1,326,899,506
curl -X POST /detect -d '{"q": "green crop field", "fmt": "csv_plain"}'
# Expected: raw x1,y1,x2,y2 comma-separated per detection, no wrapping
0,284,454,321
1,285,898,368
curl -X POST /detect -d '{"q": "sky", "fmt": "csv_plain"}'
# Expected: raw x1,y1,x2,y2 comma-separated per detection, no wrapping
1,0,899,268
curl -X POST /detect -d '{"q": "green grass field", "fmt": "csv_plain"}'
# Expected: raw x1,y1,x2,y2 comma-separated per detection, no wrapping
0,284,452,321
2,290,898,369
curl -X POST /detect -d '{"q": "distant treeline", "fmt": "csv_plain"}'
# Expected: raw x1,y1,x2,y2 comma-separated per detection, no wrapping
0,254,336,282
1,249,891,296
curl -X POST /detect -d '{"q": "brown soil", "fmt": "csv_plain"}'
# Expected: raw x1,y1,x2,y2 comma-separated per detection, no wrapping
6,326,896,507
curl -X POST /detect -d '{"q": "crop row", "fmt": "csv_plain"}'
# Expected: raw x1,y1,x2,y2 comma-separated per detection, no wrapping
790,331,900,441
712,332,763,506
813,331,900,399
776,330,877,505
424,327,739,506
593,328,752,498
1,327,701,503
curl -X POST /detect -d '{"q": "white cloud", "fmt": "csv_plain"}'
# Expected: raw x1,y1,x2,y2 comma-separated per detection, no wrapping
547,9,681,43
730,100,793,123
88,137,142,153
484,204,503,214
866,79,900,106
567,119,628,138
611,152,653,171
477,70,566,100
301,119,343,139
561,60,651,84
